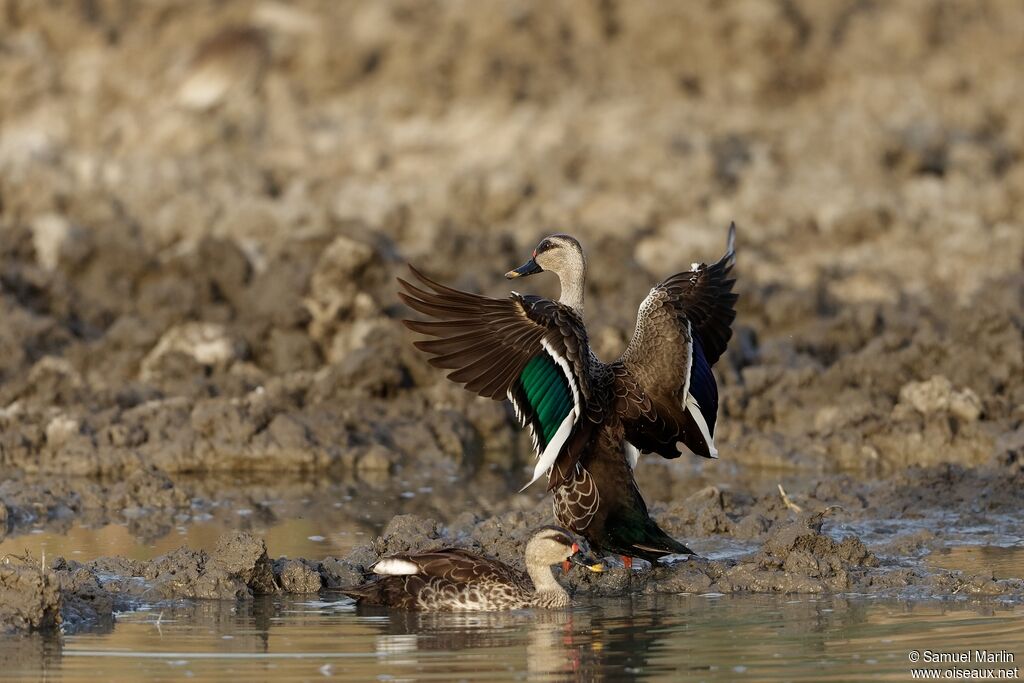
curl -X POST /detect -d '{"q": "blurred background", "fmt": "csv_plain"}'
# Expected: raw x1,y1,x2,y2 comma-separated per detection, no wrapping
0,0,1022,488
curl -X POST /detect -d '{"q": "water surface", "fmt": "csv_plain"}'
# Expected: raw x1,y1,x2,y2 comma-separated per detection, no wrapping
3,594,1021,681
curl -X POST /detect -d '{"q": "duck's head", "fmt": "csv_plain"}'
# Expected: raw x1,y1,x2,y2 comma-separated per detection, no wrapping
525,525,604,573
505,234,585,281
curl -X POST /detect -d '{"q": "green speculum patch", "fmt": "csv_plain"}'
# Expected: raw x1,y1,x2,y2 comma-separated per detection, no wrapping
520,355,573,443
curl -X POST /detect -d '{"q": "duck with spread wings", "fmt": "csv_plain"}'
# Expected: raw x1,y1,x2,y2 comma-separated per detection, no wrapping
398,224,738,568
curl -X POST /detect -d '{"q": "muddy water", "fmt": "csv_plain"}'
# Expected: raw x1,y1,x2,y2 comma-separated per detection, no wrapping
0,467,535,562
3,466,1018,577
0,462,793,562
0,594,1019,681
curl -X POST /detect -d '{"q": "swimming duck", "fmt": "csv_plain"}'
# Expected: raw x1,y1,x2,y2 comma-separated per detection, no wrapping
342,526,604,611
398,224,737,568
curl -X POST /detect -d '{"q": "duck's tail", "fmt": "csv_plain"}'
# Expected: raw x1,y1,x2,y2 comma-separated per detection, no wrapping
627,525,696,563
607,506,697,563
339,581,384,605
341,577,422,609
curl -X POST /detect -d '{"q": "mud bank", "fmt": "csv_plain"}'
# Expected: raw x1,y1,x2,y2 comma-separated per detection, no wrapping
0,465,543,548
2,222,1020,478
1,530,358,634
654,460,1024,546
4,455,1015,559
325,501,1024,602
6,463,1022,634
0,1,1022,481
332,462,1024,603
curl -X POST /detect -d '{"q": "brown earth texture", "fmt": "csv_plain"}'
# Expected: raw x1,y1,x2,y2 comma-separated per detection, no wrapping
0,0,1022,632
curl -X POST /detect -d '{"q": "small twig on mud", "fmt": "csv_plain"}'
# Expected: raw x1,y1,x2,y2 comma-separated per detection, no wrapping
778,484,803,513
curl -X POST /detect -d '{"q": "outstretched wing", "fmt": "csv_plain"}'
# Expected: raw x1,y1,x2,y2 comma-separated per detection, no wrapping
616,223,737,461
398,266,592,489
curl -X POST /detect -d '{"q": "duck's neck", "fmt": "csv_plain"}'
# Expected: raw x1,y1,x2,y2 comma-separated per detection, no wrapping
555,264,585,317
526,563,569,604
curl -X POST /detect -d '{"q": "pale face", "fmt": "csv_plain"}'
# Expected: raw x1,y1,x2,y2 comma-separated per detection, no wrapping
533,236,574,273
527,528,577,565
526,527,604,571
506,234,585,280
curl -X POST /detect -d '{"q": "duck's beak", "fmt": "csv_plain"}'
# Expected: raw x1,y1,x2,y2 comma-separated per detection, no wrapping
505,258,542,279
569,547,605,573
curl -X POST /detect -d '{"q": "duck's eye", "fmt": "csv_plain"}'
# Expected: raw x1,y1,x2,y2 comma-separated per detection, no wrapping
537,240,552,253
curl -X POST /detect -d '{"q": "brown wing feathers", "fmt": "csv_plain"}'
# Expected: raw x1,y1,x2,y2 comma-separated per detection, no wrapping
399,266,594,488
397,266,546,400
661,223,737,365
616,224,738,461
387,548,524,586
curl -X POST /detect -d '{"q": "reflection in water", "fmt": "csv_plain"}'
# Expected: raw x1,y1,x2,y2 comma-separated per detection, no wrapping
0,466,540,562
927,545,1024,578
340,595,1021,682
1,593,1021,681
357,603,658,680
0,632,63,679
367,609,593,680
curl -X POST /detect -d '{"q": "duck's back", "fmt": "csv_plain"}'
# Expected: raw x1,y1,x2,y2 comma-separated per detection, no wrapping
343,549,535,611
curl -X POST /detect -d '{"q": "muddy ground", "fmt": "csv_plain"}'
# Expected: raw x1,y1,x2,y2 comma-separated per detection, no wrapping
4,463,1023,633
0,1,1022,632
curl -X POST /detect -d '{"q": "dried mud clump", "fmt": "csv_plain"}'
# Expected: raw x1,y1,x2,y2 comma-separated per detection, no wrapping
0,530,360,632
274,559,324,594
0,562,62,633
729,512,878,593
56,565,115,630
66,532,279,602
